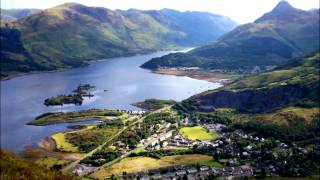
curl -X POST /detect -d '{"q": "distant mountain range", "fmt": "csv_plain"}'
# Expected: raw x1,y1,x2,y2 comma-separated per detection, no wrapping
0,3,236,78
1,8,42,22
141,1,319,72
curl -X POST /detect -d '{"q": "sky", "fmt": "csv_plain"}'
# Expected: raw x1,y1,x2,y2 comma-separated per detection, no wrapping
1,0,319,23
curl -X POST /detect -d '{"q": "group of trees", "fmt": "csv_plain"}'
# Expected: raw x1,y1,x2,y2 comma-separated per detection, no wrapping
44,84,95,106
226,114,319,144
80,149,121,166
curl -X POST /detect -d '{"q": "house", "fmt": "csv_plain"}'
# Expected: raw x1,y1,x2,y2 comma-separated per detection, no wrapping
165,123,171,129
200,166,209,171
227,159,238,166
212,143,219,147
151,173,162,179
187,168,198,174
176,170,186,176
151,140,158,147
114,141,126,147
246,145,252,150
162,141,168,147
242,152,249,157
72,164,95,176
163,172,175,178
164,131,173,139
140,175,149,180
159,136,166,142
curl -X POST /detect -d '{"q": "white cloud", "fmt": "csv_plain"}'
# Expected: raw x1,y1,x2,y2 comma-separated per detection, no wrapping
1,0,319,23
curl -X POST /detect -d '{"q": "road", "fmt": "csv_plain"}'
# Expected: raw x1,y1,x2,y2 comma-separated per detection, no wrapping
61,114,145,172
61,106,171,174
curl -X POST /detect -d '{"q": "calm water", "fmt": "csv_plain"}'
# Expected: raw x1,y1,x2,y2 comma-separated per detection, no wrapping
0,50,221,152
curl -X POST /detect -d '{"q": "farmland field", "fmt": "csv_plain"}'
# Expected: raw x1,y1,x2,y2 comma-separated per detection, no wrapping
90,154,220,179
179,126,218,141
51,133,79,152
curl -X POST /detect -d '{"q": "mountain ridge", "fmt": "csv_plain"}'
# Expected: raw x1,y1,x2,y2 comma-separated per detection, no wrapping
0,8,42,22
0,3,237,78
141,1,319,72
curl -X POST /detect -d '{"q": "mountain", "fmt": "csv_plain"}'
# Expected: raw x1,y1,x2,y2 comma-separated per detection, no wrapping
159,9,237,45
0,8,42,22
141,1,320,72
0,3,237,78
177,52,319,114
173,51,319,148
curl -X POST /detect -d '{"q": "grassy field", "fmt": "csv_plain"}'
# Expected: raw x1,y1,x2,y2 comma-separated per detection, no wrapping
51,133,79,152
90,154,220,179
66,126,122,152
132,147,145,154
179,126,218,141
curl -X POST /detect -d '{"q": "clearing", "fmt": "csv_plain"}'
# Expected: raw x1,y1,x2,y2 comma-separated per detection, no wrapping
51,133,79,152
179,126,218,141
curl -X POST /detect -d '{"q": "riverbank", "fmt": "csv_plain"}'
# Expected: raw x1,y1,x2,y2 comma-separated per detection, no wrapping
153,68,240,84
1,69,68,81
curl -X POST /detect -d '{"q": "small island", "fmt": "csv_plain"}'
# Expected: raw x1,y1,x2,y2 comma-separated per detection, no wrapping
131,99,176,111
44,84,95,106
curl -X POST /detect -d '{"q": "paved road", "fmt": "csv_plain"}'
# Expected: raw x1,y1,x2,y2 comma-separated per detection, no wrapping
61,115,145,172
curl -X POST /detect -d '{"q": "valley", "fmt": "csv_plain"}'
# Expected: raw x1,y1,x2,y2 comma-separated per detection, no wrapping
0,1,319,179
0,3,236,78
142,1,319,73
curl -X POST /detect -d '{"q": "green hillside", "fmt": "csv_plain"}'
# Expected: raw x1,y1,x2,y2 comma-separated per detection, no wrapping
141,1,319,72
173,52,319,151
178,52,319,113
0,3,236,78
0,150,75,180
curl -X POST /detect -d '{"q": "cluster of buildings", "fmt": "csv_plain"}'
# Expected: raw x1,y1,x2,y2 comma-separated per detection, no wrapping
202,123,226,133
72,164,96,176
145,129,174,151
166,134,191,148
122,164,253,180
116,109,146,115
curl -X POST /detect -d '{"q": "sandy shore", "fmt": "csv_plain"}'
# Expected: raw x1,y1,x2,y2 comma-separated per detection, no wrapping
153,68,232,84
38,137,85,161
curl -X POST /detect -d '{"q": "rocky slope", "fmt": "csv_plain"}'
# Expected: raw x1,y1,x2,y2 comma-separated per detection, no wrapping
179,52,320,113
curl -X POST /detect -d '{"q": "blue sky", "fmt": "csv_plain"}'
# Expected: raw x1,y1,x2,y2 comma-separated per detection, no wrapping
1,0,319,23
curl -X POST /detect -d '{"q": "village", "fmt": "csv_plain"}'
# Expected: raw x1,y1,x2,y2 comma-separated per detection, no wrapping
67,107,312,180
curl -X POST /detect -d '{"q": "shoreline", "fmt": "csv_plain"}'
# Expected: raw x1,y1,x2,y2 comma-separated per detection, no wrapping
1,48,187,81
38,137,85,161
153,68,234,84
